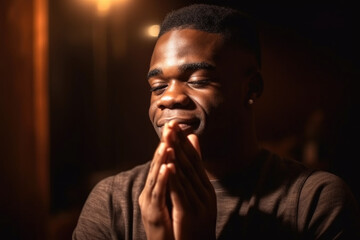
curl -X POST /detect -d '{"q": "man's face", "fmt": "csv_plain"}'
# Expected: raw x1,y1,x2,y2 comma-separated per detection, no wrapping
148,29,251,139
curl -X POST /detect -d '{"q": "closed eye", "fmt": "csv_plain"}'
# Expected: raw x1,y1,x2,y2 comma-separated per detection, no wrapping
150,84,167,95
187,79,210,88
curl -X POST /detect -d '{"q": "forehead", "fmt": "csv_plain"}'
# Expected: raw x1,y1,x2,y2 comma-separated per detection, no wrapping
149,29,225,68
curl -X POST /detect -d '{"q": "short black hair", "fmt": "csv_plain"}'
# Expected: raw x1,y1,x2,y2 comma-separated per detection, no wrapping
159,4,261,67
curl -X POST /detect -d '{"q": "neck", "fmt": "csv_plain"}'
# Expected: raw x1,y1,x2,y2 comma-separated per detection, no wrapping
200,111,260,180
203,141,261,180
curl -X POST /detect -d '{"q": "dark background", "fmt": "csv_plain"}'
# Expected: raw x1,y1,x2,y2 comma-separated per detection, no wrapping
1,1,359,239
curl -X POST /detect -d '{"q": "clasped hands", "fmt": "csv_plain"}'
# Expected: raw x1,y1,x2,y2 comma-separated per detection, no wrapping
139,120,217,240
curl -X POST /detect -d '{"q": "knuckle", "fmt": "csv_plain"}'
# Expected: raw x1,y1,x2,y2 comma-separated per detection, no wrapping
149,161,155,172
141,211,164,227
148,178,155,187
151,191,158,200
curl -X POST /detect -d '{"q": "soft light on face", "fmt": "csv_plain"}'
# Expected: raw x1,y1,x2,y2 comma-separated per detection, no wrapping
147,28,261,161
148,29,226,138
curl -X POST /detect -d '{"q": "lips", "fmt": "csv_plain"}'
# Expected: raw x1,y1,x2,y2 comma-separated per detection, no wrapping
157,117,200,134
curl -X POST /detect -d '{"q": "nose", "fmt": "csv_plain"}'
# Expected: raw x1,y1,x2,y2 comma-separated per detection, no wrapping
157,80,190,109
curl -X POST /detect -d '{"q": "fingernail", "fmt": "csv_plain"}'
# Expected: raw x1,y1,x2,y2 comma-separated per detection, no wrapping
159,164,166,174
158,142,166,155
169,120,179,129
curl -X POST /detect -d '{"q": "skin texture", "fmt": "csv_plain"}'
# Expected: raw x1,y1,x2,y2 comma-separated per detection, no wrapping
139,29,263,240
148,29,225,138
139,121,216,240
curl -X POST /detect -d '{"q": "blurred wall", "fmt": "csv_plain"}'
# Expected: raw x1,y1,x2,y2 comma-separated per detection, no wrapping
0,0,49,239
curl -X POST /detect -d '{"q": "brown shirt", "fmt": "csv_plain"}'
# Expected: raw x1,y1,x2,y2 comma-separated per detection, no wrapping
73,149,360,239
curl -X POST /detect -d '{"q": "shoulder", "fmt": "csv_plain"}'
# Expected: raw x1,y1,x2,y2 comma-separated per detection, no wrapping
260,149,358,211
113,161,151,183
263,149,358,207
298,168,360,238
89,161,151,200
90,161,150,191
80,161,150,207
111,161,151,193
260,149,311,187
262,150,360,237
304,170,350,192
300,169,358,210
73,161,151,239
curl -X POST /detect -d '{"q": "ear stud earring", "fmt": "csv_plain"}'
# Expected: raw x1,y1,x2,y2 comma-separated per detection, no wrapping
248,99,254,105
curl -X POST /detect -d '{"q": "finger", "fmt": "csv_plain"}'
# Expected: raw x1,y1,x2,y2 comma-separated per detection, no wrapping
161,121,176,145
170,141,211,203
168,121,201,165
166,162,191,212
161,122,174,143
144,142,168,197
166,149,198,208
168,123,212,190
164,121,213,201
151,163,170,208
185,133,213,189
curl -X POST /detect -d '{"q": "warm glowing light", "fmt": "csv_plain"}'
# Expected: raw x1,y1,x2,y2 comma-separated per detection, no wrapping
147,24,160,37
80,0,129,15
97,0,111,13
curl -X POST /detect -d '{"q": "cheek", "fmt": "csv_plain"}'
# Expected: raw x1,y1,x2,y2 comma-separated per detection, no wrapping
148,97,157,122
194,91,224,115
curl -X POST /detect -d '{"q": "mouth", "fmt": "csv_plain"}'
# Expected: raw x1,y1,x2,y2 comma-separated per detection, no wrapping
157,117,200,135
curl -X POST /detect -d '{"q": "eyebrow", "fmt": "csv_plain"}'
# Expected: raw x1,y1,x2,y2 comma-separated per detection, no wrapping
147,68,163,80
179,62,215,72
147,62,215,80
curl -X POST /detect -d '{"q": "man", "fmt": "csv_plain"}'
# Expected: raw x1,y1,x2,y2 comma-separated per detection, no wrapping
73,4,360,239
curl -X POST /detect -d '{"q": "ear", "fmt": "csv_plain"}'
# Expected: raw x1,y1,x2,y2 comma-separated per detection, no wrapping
247,71,263,101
